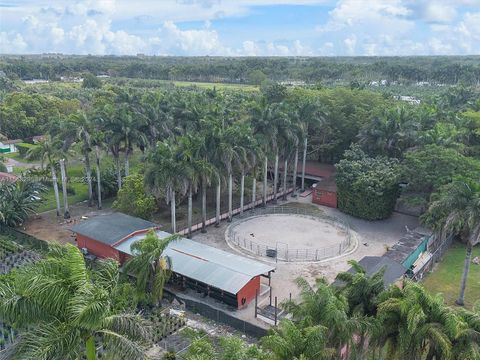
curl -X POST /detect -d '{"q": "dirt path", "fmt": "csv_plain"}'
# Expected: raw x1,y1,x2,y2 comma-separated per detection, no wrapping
5,157,40,169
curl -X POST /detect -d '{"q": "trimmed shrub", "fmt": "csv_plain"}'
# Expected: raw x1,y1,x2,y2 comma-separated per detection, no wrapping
113,173,156,220
335,145,400,220
16,142,38,158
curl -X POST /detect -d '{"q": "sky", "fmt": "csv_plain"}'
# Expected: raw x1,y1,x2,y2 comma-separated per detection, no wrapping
1,0,480,56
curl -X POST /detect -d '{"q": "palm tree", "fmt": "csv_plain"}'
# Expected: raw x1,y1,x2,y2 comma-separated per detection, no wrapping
100,104,125,190
262,319,335,360
75,112,95,207
295,100,325,192
145,141,188,233
117,108,147,177
357,107,419,158
421,180,480,306
376,281,457,360
335,260,385,317
177,134,215,238
451,308,480,359
59,158,70,219
335,260,386,359
0,244,150,360
124,230,179,305
136,91,173,147
284,277,366,357
251,100,283,206
0,179,46,227
26,136,63,216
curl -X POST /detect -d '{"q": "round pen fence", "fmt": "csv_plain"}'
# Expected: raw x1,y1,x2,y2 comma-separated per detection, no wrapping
226,206,355,262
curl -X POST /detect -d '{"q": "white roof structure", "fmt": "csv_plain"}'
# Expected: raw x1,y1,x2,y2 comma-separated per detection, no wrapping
115,230,275,295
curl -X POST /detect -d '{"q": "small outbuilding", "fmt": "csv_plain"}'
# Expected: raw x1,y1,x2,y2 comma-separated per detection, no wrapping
0,139,21,154
312,177,337,208
73,213,159,263
72,213,274,309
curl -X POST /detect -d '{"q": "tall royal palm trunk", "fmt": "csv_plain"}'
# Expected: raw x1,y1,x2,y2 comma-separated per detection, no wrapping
282,157,288,201
124,147,130,177
170,190,176,233
252,172,257,210
292,146,299,197
187,183,193,238
59,159,70,219
95,145,102,210
228,171,233,222
84,153,93,207
215,182,221,226
273,151,279,203
240,170,245,214
263,156,268,208
201,179,207,233
456,242,473,306
50,163,61,217
115,154,122,189
301,137,307,191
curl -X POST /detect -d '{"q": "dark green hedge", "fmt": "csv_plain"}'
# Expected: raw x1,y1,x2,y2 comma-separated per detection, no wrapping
16,142,38,158
335,145,400,220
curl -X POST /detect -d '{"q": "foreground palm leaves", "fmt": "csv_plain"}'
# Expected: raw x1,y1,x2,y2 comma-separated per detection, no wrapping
0,244,151,360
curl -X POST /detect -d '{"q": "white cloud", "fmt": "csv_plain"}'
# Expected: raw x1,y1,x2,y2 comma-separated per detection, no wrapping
0,32,28,53
1,0,480,56
240,40,312,56
156,21,225,55
343,35,356,55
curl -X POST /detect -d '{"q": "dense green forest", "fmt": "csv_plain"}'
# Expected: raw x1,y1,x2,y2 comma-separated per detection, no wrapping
1,56,480,359
2,55,480,85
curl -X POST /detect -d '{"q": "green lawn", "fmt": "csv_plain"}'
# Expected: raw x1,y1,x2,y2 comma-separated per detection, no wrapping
423,242,480,309
169,80,259,91
37,182,89,213
3,152,39,164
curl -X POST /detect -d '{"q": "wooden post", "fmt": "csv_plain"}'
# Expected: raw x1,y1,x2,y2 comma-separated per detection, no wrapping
274,296,278,326
269,286,272,306
292,146,299,197
301,137,307,191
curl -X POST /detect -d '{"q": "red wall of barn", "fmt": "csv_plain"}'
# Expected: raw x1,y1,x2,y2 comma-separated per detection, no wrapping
312,189,337,208
236,275,260,309
76,234,121,261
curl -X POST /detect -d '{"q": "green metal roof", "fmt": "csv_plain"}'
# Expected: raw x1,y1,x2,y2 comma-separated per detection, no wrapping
71,213,158,245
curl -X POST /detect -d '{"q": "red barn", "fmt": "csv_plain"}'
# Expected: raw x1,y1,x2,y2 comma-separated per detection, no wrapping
72,213,274,309
312,177,337,208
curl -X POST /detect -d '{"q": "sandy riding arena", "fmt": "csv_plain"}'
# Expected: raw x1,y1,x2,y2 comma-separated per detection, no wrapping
226,213,356,262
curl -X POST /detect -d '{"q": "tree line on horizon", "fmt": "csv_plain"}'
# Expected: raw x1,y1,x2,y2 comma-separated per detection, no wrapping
2,55,480,85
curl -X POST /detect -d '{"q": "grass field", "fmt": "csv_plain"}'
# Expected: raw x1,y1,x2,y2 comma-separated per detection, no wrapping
169,80,259,91
37,182,89,213
3,152,38,164
423,242,480,309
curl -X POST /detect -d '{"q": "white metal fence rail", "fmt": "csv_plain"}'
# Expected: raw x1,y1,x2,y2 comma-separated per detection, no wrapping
227,206,353,262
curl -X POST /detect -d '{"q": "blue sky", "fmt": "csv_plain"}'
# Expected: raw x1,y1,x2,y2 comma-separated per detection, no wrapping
1,0,480,56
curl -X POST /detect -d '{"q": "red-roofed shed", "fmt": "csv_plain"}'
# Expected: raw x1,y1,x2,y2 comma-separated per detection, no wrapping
312,176,337,208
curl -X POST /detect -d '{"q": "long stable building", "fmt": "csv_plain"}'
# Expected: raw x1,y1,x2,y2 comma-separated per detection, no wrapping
72,213,274,309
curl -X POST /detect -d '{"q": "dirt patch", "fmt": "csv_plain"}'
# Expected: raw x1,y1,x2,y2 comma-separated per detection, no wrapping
230,214,347,250
22,202,114,244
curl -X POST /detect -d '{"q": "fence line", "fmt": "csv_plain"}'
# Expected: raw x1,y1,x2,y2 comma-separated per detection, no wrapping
177,187,294,236
226,206,353,262
410,233,454,281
